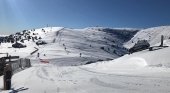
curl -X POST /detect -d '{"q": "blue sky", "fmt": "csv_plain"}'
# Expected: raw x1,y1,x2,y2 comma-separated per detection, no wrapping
0,0,170,34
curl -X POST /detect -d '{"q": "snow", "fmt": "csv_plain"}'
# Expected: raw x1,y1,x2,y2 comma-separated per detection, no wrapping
81,42,170,93
1,26,170,93
125,26,170,48
0,35,8,37
0,42,35,58
25,27,133,60
85,45,170,74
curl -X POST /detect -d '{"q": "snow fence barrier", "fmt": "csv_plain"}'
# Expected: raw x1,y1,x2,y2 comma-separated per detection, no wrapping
0,58,31,76
7,58,31,74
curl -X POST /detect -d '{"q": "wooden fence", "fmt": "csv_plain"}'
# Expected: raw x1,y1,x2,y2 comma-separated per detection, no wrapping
7,58,31,74
0,58,31,76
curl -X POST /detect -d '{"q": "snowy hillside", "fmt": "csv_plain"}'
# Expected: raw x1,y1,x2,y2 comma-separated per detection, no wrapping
124,26,170,48
0,27,138,64
0,26,140,93
1,26,170,93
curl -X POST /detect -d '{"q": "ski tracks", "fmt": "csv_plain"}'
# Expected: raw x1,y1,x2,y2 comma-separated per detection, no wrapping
35,64,79,93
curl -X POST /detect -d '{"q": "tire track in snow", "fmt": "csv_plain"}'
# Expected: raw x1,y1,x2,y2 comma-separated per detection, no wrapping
90,77,126,89
36,66,51,81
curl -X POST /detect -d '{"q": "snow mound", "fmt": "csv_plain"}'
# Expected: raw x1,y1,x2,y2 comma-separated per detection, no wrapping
85,56,147,72
118,57,148,68
85,42,170,75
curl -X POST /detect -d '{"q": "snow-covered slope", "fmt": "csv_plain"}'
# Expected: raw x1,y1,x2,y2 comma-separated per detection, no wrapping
1,27,138,64
2,26,170,93
0,27,64,58
85,44,170,73
31,27,137,65
125,26,170,48
0,26,140,93
1,37,170,93
81,38,170,93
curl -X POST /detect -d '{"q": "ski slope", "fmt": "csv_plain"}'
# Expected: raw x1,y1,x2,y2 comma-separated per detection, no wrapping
1,26,170,93
1,27,136,59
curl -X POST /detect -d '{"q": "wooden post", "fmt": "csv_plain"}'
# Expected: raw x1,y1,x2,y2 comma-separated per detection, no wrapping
20,58,21,68
7,53,9,57
9,55,11,62
160,35,164,47
3,64,12,90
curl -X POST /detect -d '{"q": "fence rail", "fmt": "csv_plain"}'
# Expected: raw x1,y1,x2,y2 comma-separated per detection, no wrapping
30,47,39,55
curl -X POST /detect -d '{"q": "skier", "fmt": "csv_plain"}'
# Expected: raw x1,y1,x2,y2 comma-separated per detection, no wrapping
80,53,82,57
37,53,40,57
